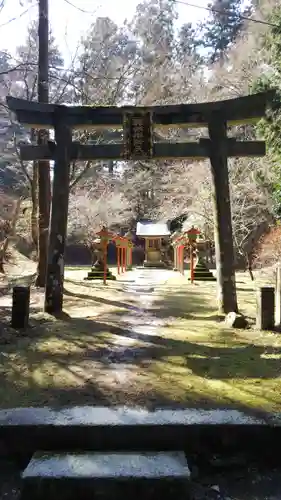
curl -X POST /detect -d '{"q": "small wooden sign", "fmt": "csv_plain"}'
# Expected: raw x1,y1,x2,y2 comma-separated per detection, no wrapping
123,110,153,160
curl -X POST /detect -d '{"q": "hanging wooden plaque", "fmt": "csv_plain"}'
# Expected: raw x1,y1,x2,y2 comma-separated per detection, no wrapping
123,110,153,160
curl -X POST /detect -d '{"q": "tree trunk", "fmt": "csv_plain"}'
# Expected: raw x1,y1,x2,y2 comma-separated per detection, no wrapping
108,160,114,174
35,0,50,288
208,115,238,314
0,254,4,274
275,262,281,326
89,245,96,266
31,160,39,251
0,235,12,273
246,252,254,281
0,198,22,274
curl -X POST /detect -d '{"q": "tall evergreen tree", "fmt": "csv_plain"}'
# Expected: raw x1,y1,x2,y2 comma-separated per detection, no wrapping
15,21,64,101
77,16,136,106
133,0,177,60
0,23,65,247
131,0,177,104
200,0,251,63
252,5,281,217
177,22,201,62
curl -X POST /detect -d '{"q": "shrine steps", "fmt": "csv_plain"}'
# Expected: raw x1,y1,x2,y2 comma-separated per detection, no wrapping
10,406,281,500
191,258,216,281
21,451,190,500
0,407,280,460
84,268,116,280
143,262,168,268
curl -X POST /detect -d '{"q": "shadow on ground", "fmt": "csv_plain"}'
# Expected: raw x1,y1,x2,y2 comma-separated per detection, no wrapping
63,287,140,311
0,302,280,414
0,275,280,414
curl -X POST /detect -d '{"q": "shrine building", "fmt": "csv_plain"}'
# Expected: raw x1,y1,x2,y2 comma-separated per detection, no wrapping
136,221,170,268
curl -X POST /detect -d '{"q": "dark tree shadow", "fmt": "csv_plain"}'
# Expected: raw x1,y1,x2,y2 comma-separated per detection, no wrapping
63,287,140,312
0,273,279,415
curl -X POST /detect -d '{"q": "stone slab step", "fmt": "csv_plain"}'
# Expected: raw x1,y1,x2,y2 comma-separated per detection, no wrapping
21,451,190,500
0,407,278,457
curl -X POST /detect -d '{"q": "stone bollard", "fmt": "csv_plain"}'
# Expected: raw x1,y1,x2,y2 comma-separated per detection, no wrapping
256,287,275,330
276,263,281,326
11,286,30,329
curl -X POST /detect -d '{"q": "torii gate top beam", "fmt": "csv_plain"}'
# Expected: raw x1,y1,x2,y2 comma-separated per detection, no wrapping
6,91,274,130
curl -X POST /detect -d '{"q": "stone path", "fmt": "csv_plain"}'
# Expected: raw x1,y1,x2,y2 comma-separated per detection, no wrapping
99,268,174,385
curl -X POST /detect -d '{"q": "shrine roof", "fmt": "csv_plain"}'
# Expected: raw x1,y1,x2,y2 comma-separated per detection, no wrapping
136,222,170,237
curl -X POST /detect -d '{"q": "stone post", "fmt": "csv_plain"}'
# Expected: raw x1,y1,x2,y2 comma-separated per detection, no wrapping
256,287,275,330
11,286,30,329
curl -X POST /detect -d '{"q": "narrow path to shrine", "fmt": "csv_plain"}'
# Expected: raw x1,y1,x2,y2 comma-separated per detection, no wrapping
99,268,174,384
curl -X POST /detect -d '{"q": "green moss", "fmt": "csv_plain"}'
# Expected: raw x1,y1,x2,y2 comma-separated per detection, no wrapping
0,270,280,413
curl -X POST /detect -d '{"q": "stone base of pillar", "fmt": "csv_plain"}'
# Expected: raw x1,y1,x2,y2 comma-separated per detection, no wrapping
84,260,116,281
189,257,216,281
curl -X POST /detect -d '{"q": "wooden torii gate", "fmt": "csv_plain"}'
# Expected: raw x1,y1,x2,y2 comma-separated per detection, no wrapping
6,92,273,314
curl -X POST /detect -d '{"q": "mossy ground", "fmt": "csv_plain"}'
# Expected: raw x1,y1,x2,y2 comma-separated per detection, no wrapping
0,266,280,414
